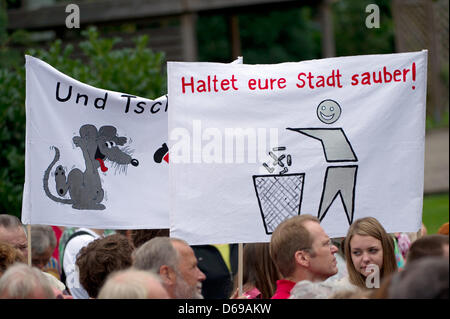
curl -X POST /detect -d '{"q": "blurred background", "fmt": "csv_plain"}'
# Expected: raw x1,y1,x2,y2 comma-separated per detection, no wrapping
0,0,448,233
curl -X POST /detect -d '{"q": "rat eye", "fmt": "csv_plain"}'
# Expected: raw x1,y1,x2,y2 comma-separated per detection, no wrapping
105,141,116,148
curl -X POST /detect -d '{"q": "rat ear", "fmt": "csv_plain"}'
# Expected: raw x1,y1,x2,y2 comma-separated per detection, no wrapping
115,136,127,146
98,126,117,138
79,124,98,138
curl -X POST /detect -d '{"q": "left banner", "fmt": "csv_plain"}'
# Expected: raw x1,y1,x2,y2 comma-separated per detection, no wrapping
21,56,169,229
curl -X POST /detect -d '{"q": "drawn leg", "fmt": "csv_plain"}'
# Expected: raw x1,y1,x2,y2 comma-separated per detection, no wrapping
55,165,68,196
317,167,339,222
318,166,358,223
339,166,358,225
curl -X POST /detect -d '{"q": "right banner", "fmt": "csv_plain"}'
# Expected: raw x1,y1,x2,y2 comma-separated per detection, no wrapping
168,51,428,245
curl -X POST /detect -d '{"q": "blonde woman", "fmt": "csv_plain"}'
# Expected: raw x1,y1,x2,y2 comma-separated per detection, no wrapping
343,217,397,289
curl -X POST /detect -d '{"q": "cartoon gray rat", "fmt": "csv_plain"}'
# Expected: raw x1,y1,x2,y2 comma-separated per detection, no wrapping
43,124,139,210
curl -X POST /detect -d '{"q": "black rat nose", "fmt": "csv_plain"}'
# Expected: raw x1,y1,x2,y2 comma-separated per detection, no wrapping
131,159,139,167
154,143,169,163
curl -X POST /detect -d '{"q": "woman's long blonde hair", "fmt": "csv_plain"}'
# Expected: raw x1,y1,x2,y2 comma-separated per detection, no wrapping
344,217,397,289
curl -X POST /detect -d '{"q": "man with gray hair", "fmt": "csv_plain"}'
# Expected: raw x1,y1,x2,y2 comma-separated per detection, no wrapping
0,214,28,259
133,237,206,299
0,263,55,299
0,216,66,293
31,225,57,271
98,268,169,299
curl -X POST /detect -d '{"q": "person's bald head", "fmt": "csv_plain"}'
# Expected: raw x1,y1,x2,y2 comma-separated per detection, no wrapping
98,268,169,299
0,263,55,299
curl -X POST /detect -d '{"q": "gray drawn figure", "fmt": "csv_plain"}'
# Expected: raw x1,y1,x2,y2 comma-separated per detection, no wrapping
43,124,139,210
287,99,358,225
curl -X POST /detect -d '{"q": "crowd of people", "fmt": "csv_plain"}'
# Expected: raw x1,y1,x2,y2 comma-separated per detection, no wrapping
0,213,448,299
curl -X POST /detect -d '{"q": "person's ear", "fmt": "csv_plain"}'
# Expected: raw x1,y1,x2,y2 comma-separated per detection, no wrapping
295,250,310,267
159,265,176,285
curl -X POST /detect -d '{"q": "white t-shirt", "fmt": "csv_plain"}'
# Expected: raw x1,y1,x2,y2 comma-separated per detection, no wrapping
63,228,100,299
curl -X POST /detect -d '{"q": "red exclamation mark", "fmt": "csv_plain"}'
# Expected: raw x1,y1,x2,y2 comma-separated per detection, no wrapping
412,62,416,90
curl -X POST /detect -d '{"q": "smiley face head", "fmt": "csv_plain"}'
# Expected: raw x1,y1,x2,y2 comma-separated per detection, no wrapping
317,100,341,124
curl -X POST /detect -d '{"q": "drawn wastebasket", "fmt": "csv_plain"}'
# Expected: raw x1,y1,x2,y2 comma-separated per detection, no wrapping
252,173,305,235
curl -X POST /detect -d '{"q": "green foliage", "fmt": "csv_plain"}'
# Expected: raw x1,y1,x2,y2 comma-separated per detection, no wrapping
333,0,395,56
0,1,32,68
197,15,231,63
197,7,321,64
197,1,395,63
239,8,322,63
426,110,449,130
0,1,6,46
27,27,166,97
422,193,449,234
0,26,166,218
0,67,25,217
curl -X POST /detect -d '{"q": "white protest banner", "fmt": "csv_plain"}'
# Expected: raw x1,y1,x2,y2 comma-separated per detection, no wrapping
22,56,169,229
168,51,428,245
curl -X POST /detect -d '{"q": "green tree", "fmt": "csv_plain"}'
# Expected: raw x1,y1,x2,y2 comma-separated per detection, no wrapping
239,7,322,64
0,24,166,218
333,0,395,56
197,7,322,63
197,1,395,63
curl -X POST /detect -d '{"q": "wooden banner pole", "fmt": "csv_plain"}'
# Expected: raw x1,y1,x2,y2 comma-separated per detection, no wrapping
238,243,243,295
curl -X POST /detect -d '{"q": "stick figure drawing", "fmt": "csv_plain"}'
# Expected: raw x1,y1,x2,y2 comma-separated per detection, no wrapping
287,99,358,225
